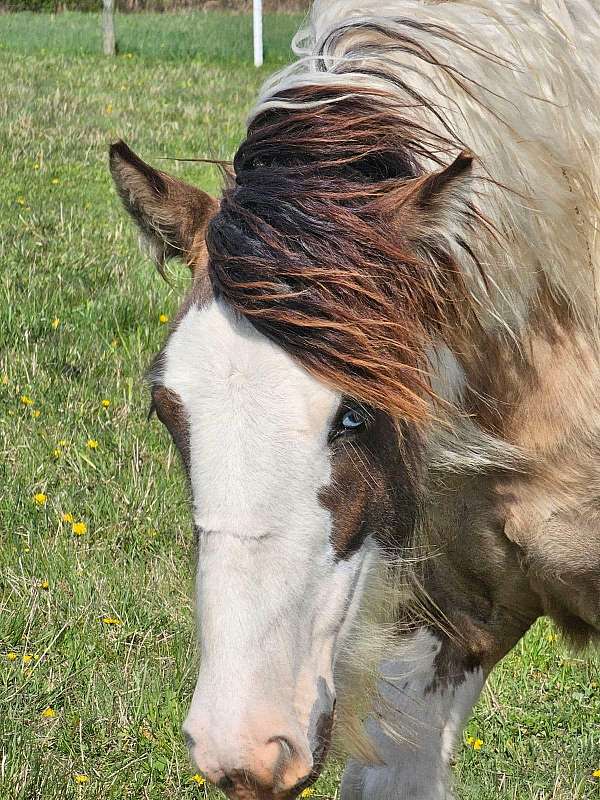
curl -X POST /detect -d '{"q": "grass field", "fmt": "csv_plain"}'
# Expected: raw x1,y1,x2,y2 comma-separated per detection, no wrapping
1,10,599,800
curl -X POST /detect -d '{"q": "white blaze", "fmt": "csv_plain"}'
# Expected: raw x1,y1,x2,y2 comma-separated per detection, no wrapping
162,300,367,777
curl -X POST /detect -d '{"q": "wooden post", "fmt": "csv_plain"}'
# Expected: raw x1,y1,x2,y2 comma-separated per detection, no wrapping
102,0,116,57
253,0,263,67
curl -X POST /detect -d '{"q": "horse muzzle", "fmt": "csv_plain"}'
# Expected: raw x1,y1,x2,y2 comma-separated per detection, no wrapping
183,700,334,800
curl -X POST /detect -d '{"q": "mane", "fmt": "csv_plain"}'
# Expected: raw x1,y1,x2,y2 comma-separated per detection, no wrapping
207,0,600,422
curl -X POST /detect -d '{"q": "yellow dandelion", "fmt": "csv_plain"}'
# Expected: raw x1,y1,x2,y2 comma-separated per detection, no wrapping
86,439,98,449
102,616,122,626
191,774,205,785
6,652,17,662
159,313,169,324
23,545,31,553
300,790,315,798
33,163,40,170
473,739,484,750
101,399,110,408
40,579,49,590
41,707,56,718
51,178,60,185
72,521,87,536
125,52,133,59
593,770,600,778
33,493,47,506
32,409,41,418
16,196,26,206
73,774,89,784
20,395,34,406
61,512,74,523
22,654,35,664
58,440,67,447
53,448,61,459
51,317,60,329
466,736,474,746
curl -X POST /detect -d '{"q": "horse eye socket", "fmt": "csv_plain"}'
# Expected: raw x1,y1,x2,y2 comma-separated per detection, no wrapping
341,410,364,430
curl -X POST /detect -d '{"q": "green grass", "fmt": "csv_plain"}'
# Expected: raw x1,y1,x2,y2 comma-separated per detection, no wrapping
0,10,304,63
0,11,599,800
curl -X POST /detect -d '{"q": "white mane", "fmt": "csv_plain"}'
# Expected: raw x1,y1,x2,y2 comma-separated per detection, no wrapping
253,0,600,336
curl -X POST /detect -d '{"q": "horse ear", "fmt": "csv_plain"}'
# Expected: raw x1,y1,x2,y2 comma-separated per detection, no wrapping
109,140,218,274
396,150,475,247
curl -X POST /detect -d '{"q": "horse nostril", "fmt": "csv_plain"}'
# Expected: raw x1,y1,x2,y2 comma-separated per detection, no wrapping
182,730,195,750
217,775,235,792
268,734,294,760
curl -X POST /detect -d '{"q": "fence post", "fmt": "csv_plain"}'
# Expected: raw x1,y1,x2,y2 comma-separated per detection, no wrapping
253,0,263,67
102,0,116,56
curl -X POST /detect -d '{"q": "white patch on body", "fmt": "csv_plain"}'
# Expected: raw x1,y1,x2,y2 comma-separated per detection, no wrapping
340,628,485,800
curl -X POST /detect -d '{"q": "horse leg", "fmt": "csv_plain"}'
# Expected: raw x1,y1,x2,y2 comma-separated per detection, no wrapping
339,626,501,800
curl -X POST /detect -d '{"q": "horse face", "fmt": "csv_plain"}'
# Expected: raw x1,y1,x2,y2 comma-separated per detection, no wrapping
155,299,394,798
110,142,416,799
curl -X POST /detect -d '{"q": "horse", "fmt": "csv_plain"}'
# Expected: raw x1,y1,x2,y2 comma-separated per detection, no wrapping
109,1,600,797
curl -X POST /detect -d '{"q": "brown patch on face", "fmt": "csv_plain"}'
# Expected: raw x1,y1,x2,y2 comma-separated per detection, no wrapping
320,408,420,559
151,385,190,471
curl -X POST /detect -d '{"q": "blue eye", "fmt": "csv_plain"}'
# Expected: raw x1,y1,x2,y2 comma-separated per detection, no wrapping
341,410,364,430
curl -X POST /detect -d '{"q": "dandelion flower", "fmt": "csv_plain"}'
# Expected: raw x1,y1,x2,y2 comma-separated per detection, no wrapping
33,493,47,506
159,313,169,324
51,178,60,185
6,652,17,662
593,770,600,778
53,448,61,459
58,440,67,447
33,163,40,170
22,654,35,664
73,774,89,784
41,707,56,718
61,512,74,523
16,196,26,206
191,774,205,785
300,790,315,798
102,616,122,626
466,736,483,749
51,317,60,329
72,521,87,536
32,409,41,418
86,439,98,449
101,399,110,408
40,579,49,590
20,395,34,406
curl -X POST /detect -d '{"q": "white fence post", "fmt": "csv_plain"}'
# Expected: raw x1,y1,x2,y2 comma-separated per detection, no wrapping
253,0,263,67
102,0,116,56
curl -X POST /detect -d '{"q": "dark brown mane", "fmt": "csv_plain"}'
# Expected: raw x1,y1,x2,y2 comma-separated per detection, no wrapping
207,85,479,421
